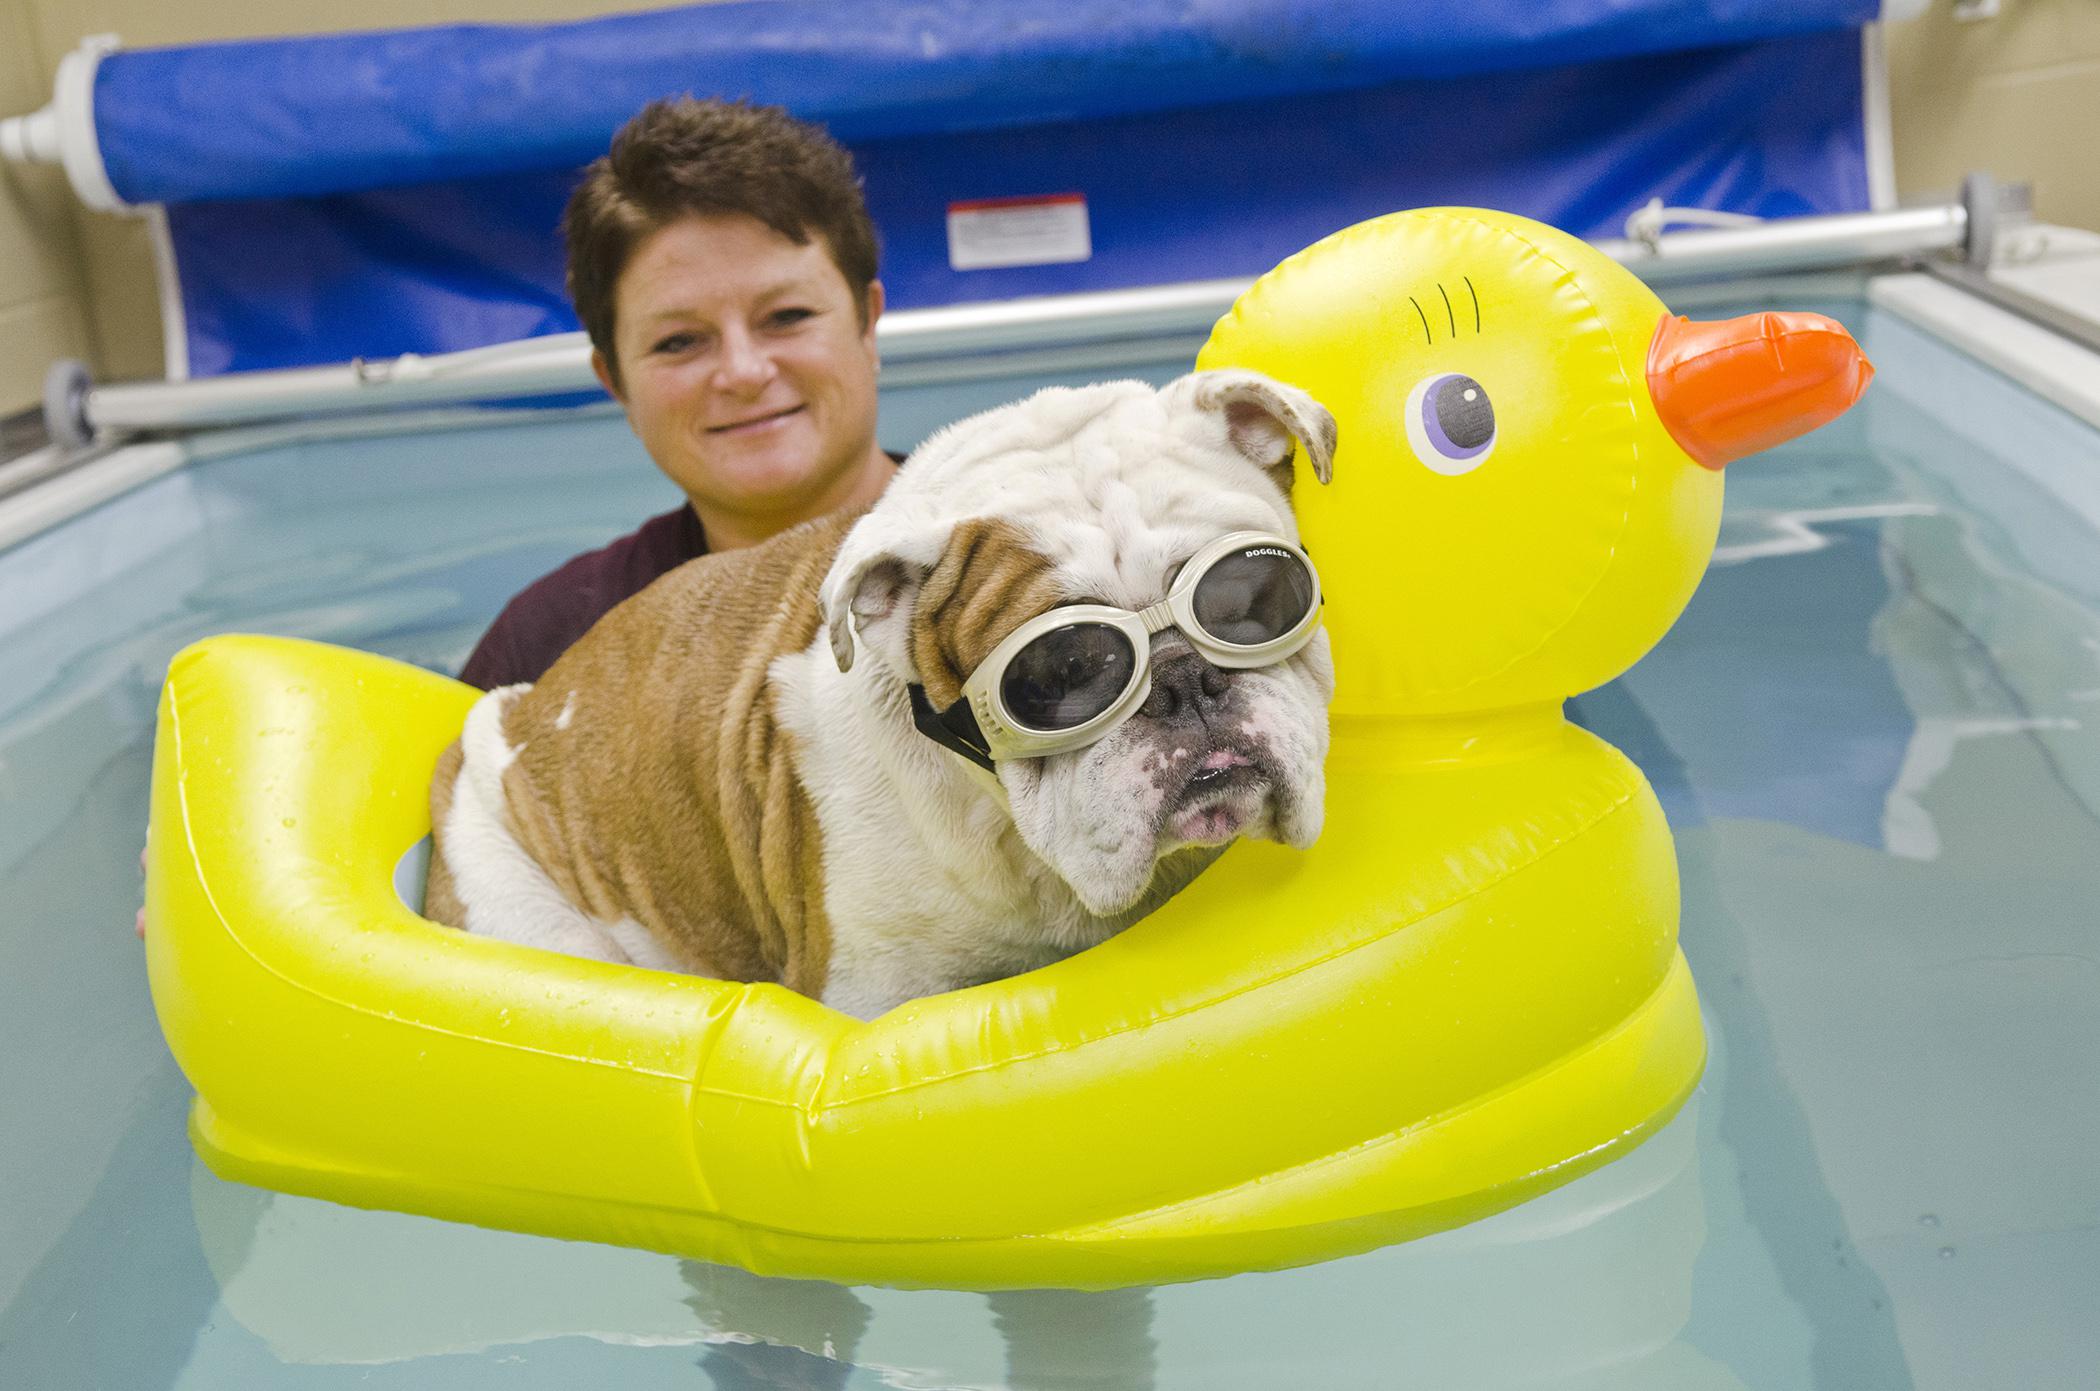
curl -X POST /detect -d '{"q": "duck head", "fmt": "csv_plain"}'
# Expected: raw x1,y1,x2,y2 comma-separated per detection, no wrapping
1198,207,1871,720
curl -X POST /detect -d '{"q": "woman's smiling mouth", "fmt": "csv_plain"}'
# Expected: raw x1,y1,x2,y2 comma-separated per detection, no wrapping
707,405,806,435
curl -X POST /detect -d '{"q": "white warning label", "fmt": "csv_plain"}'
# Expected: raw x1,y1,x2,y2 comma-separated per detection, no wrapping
946,194,1092,271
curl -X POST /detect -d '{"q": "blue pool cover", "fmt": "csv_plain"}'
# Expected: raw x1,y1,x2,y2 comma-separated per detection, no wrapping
88,0,1881,372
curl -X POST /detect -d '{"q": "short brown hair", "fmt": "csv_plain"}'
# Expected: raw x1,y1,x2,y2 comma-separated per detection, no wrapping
563,98,880,386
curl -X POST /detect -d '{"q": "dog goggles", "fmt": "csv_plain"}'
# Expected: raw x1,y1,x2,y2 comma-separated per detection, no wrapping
911,531,1322,772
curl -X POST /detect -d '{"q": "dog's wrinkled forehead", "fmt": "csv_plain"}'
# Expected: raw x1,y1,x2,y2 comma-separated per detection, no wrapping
891,380,1297,606
823,372,1332,684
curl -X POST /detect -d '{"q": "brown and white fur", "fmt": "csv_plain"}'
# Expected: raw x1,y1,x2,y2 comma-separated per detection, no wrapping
425,370,1337,1019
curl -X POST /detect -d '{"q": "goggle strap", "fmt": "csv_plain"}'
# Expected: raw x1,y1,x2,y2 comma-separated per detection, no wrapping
908,683,997,774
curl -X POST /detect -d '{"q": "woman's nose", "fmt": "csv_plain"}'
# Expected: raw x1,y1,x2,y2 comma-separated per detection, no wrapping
713,329,776,393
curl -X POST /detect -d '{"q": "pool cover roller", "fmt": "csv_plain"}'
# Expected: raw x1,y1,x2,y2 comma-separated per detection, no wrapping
63,2,1878,372
146,209,1870,1290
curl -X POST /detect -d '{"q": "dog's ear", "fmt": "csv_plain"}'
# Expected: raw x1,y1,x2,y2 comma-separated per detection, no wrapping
1174,369,1338,493
823,513,1065,707
822,514,949,675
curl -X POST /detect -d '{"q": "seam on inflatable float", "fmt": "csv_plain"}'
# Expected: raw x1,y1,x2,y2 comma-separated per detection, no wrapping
1455,213,1640,695
1064,956,1693,1236
215,1056,1675,1265
702,771,1644,1110
164,683,247,970
1658,324,1857,372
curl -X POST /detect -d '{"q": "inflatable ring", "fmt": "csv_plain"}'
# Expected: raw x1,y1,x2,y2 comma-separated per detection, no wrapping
146,209,1869,1290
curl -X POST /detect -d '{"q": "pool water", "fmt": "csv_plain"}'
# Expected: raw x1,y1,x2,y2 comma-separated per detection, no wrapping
2,294,2095,1388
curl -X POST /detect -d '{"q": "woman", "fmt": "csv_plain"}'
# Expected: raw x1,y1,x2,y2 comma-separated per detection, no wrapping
460,96,900,689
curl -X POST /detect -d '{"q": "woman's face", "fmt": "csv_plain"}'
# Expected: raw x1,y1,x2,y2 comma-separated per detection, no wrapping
597,213,885,534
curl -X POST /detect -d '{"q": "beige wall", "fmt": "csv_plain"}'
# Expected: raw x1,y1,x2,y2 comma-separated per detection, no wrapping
1886,1,2100,232
1,2,2095,414
0,0,95,418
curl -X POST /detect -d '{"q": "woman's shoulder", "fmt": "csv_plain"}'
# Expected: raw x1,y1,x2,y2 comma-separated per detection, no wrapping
459,505,704,688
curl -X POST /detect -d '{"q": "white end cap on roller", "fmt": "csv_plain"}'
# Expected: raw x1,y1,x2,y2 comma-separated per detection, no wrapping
0,34,128,212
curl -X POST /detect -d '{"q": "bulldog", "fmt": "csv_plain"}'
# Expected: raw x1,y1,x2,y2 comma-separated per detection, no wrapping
423,369,1337,1019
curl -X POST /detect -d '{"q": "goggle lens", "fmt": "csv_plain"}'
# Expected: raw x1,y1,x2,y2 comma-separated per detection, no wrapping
1191,546,1316,647
999,623,1138,731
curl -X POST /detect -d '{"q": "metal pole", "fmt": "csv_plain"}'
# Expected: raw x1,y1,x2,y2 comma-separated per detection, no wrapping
1595,204,1967,281
64,202,1975,442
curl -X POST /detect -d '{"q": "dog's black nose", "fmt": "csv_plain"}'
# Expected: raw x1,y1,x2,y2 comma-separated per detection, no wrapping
1140,652,1232,722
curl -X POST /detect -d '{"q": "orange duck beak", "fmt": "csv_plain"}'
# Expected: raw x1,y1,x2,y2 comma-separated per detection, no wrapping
1647,310,1874,469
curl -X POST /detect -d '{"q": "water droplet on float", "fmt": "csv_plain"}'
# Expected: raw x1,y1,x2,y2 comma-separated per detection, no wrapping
1919,1213,1940,1228
281,817,296,828
1938,1246,1957,1260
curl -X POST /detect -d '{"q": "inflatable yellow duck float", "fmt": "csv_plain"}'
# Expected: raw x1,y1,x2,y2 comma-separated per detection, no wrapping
146,208,1869,1290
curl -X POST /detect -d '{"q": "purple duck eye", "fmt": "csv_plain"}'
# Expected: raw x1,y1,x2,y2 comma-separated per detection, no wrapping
1405,373,1496,475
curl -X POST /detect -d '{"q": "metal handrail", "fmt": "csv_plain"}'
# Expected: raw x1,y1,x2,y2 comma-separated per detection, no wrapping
51,199,1983,445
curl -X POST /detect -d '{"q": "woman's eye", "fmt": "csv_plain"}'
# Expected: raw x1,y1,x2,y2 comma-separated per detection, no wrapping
651,332,699,355
767,307,815,329
1405,373,1496,475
